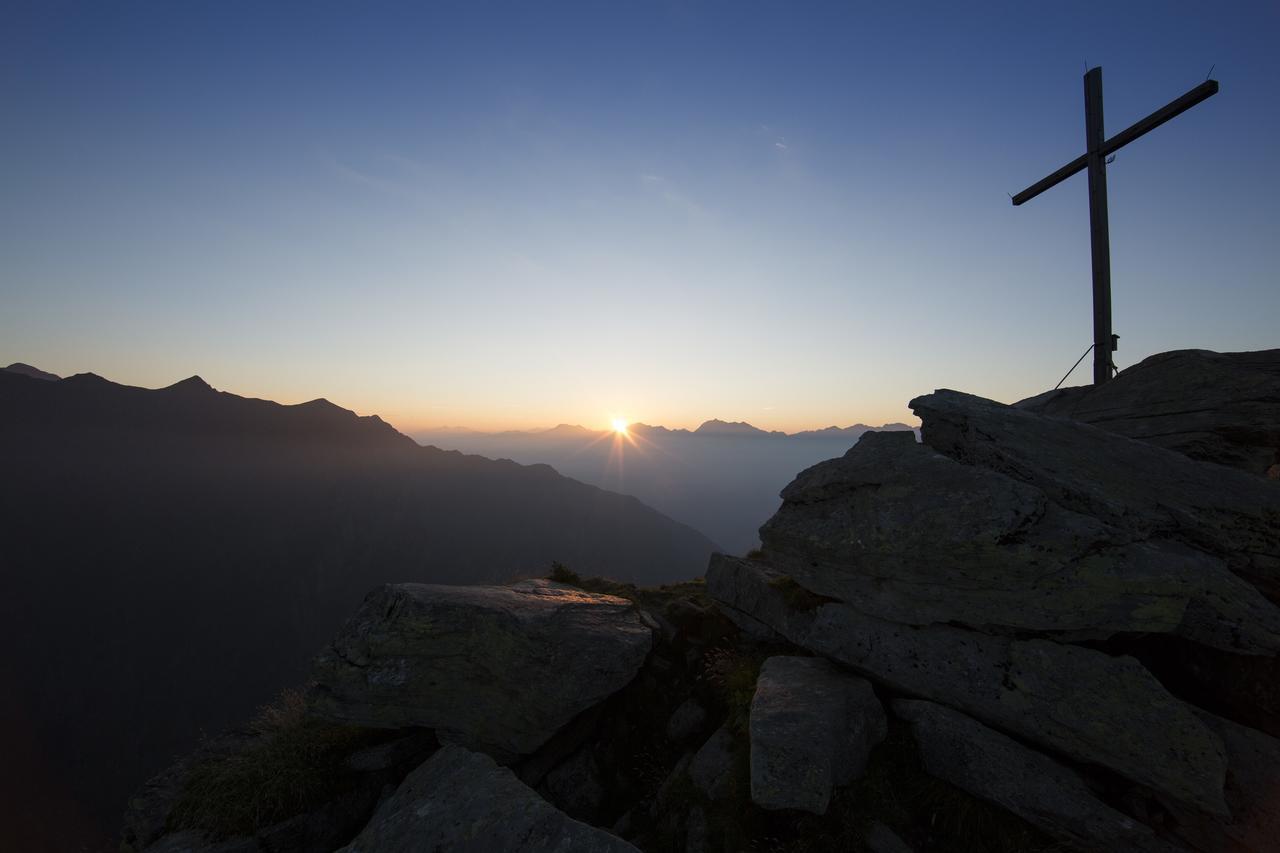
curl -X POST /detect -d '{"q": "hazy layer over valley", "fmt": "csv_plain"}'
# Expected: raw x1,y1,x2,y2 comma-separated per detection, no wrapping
415,419,919,554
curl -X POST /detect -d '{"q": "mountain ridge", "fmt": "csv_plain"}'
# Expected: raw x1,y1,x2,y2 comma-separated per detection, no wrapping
0,367,717,852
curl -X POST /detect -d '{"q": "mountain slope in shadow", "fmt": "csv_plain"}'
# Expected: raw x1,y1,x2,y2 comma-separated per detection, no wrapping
0,369,716,852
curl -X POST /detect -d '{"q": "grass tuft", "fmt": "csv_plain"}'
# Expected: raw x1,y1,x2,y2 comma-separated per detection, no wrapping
701,646,769,736
166,689,389,839
547,561,582,586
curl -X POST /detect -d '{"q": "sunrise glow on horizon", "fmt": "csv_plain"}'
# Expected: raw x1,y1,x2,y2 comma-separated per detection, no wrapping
4,3,1277,433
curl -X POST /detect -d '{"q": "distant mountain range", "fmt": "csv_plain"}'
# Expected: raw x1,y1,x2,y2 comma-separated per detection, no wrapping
0,365,715,852
415,419,919,554
428,418,915,441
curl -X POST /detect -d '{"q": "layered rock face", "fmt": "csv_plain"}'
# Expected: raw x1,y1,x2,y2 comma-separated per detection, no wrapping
710,377,1280,851
1017,348,1280,479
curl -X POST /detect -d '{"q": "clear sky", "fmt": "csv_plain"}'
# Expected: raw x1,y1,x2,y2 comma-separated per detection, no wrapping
3,1,1277,432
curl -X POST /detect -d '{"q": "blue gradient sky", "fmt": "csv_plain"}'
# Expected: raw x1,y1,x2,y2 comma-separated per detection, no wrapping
3,1,1276,431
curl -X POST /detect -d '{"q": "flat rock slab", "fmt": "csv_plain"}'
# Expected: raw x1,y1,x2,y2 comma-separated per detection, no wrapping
310,579,652,757
1016,348,1280,479
708,555,1228,815
894,700,1177,853
750,655,885,814
912,389,1280,604
337,744,639,852
758,429,1280,654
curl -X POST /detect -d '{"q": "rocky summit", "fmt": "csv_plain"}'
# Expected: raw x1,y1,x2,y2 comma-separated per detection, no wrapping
127,348,1279,853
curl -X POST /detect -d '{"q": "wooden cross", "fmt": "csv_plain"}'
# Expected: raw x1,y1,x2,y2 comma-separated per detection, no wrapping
1012,67,1218,385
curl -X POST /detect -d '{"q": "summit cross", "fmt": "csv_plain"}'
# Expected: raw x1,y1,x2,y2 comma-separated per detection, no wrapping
1012,67,1218,385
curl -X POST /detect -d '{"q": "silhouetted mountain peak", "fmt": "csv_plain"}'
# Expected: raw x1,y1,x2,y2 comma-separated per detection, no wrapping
694,419,776,436
163,375,215,395
545,423,592,435
64,372,112,386
3,362,60,381
297,397,342,412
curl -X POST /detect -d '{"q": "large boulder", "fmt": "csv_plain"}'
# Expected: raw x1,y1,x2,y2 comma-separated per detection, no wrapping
892,700,1176,852
749,655,885,814
758,431,1280,653
688,723,737,802
309,579,653,757
708,555,1229,815
911,389,1280,604
1016,348,1280,479
337,744,639,852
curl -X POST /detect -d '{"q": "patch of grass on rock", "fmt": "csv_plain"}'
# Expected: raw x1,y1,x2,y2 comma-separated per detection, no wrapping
544,564,714,613
547,560,582,586
167,689,391,839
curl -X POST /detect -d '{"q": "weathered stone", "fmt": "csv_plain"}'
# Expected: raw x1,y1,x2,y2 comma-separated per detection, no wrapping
708,555,1229,815
309,579,653,757
864,821,915,853
337,744,639,852
912,389,1280,604
665,698,708,743
689,723,737,801
685,806,709,853
653,752,694,815
1169,710,1280,853
254,786,384,853
542,746,606,819
1017,348,1280,479
143,832,259,853
343,730,437,773
749,656,885,814
893,699,1176,852
757,430,1280,654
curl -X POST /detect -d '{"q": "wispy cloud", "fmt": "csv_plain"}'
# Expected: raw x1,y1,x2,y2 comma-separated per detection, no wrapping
315,149,431,207
638,173,708,219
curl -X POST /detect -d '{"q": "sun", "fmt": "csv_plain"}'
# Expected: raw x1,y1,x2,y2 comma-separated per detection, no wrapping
611,418,629,434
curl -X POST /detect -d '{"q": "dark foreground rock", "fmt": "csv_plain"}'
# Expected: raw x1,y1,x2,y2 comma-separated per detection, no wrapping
709,554,1229,815
893,699,1175,852
749,655,885,815
337,744,639,852
1017,348,1280,479
309,578,653,756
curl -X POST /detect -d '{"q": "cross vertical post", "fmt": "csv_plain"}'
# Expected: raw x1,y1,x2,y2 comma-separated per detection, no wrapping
1083,68,1113,385
1011,68,1217,387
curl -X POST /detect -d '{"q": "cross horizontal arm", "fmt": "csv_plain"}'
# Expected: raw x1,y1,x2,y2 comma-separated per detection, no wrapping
1011,78,1219,206
1011,152,1088,206
1098,79,1218,159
